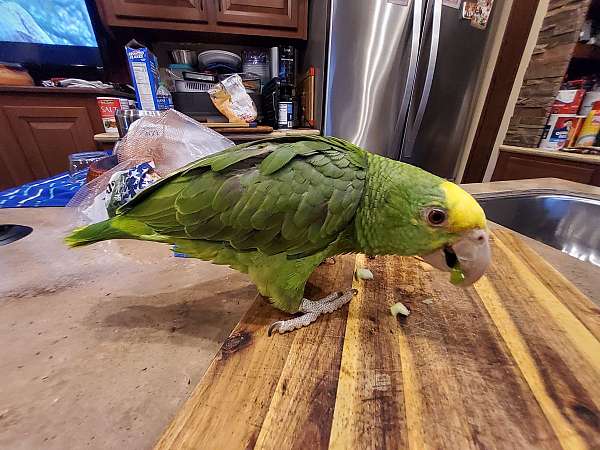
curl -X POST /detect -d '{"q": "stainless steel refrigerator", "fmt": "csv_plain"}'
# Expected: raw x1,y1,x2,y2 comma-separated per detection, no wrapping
306,0,503,180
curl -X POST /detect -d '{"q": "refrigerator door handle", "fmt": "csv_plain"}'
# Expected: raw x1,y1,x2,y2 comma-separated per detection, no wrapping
391,0,422,160
402,0,442,159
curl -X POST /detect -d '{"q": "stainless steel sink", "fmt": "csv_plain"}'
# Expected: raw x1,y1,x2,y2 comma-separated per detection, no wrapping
476,191,600,267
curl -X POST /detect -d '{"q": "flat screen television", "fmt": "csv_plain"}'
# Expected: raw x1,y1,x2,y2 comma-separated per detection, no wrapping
0,0,102,68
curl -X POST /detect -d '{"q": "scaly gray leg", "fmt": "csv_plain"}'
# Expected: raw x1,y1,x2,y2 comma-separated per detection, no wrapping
268,289,357,336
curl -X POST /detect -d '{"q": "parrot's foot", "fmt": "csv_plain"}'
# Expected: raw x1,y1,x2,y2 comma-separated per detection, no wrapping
321,257,336,265
268,289,357,336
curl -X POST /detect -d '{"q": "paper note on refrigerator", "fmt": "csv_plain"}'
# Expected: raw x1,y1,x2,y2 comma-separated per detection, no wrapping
462,0,494,29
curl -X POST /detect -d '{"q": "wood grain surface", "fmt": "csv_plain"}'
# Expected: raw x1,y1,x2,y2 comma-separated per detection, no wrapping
154,231,600,450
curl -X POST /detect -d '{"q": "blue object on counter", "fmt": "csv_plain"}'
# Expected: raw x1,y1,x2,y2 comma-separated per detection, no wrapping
0,172,84,208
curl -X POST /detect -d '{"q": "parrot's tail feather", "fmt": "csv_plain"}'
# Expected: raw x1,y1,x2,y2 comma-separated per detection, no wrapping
65,217,155,247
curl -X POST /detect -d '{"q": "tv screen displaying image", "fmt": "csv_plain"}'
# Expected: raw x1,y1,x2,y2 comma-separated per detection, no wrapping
0,0,102,67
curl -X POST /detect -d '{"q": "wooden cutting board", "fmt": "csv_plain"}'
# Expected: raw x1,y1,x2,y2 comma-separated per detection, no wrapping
202,122,250,128
154,230,600,450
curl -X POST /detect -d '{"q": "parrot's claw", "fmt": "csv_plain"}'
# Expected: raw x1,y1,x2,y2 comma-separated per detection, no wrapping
267,289,357,336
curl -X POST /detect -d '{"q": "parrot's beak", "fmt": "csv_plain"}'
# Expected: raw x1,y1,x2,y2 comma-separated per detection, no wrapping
421,228,491,287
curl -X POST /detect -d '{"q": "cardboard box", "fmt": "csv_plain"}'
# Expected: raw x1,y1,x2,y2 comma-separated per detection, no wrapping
539,114,581,150
551,89,586,114
125,40,161,111
96,97,130,132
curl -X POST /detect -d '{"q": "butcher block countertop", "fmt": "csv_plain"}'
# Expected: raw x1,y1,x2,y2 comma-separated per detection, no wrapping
155,178,600,450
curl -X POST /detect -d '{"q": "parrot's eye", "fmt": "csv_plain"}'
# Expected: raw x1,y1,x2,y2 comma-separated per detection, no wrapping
425,208,447,226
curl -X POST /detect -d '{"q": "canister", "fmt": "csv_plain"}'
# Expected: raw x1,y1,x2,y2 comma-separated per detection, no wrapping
575,105,600,147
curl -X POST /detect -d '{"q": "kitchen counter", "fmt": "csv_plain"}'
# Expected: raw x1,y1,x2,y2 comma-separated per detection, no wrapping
500,144,600,165
0,208,256,450
1,179,599,450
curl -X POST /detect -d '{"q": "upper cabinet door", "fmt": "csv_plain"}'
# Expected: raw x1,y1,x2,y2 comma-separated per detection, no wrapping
215,0,301,29
108,0,208,22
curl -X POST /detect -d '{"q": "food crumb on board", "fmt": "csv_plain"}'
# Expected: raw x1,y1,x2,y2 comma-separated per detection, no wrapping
391,302,410,317
355,268,374,280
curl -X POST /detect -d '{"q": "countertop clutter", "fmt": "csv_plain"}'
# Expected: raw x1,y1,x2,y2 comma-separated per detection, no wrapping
1,30,318,193
2,179,599,449
90,42,320,150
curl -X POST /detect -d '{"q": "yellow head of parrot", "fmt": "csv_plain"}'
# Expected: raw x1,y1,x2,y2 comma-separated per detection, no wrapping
421,181,490,287
440,181,487,233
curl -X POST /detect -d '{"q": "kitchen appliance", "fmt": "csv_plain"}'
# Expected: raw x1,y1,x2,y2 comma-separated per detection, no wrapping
312,0,504,179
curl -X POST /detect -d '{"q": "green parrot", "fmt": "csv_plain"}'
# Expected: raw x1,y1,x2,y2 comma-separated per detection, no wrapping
65,136,490,334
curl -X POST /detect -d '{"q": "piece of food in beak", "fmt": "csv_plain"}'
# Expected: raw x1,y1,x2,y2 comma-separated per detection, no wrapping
450,266,466,285
421,228,491,286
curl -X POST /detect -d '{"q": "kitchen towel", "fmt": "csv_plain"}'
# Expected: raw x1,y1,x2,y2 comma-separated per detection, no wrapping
0,173,83,208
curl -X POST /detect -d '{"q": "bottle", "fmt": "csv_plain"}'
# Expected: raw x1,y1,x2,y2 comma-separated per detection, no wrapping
278,85,295,129
156,83,173,110
278,45,296,86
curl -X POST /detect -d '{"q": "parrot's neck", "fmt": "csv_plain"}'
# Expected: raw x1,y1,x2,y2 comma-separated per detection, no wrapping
353,153,423,256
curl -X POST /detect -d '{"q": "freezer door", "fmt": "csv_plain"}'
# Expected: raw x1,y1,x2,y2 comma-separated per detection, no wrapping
402,6,498,179
324,0,416,158
402,0,442,159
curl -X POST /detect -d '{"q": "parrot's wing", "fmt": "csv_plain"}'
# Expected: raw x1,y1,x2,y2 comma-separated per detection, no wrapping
118,136,367,258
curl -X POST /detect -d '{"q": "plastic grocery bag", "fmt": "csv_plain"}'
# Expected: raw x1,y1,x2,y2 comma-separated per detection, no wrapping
209,74,257,123
67,109,234,224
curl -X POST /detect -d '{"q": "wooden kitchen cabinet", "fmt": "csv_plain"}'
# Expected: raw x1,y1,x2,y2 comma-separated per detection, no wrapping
102,0,208,23
3,106,97,182
492,147,600,187
95,0,308,39
215,0,299,28
0,87,128,191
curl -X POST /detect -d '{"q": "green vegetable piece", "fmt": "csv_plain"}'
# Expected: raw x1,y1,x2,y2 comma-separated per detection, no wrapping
450,266,465,285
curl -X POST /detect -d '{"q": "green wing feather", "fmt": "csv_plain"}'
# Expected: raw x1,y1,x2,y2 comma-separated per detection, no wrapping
120,136,367,258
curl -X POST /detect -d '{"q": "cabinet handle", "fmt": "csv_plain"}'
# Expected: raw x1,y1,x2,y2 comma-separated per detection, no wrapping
218,1,222,12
